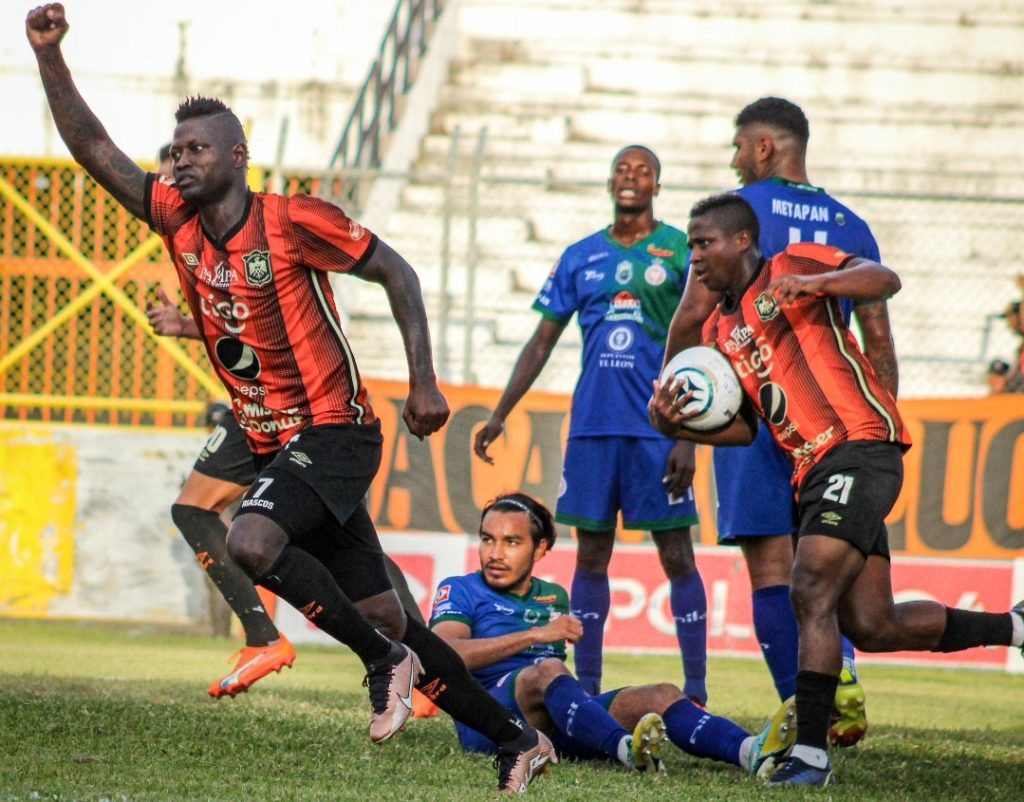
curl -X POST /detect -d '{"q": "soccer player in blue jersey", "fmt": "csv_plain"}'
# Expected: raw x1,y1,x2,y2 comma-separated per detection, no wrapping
663,97,898,747
430,492,797,775
473,146,708,704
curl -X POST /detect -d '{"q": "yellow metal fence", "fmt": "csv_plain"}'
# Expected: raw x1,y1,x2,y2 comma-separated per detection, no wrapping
0,158,226,427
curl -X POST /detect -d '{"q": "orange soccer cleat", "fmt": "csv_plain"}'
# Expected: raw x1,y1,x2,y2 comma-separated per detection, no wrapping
208,635,297,699
412,688,439,718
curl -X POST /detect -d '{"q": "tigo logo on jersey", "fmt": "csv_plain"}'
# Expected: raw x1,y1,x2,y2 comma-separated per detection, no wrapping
242,250,273,287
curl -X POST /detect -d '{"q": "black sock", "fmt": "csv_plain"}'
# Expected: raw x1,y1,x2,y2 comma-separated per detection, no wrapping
171,504,279,646
384,554,424,625
401,616,524,745
933,607,1013,652
795,670,838,751
257,545,391,664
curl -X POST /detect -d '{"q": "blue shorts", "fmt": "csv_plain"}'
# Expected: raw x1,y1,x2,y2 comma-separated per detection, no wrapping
714,419,796,542
555,436,699,532
455,668,620,760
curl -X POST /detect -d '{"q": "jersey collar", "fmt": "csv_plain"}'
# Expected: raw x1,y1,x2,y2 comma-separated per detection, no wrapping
200,190,255,250
765,176,825,194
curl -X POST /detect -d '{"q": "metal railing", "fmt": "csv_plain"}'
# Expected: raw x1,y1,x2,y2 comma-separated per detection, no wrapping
328,0,446,172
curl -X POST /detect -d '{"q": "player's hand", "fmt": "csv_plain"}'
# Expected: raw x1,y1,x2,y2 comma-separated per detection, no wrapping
26,3,68,52
768,273,824,306
663,441,696,499
403,382,450,439
534,614,584,645
472,416,504,464
648,378,695,437
146,286,187,337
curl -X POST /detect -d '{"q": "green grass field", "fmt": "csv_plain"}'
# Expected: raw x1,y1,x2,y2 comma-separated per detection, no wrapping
1,618,1021,801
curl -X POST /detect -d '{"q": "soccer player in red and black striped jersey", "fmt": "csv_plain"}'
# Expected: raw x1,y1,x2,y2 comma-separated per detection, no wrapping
649,193,1024,787
28,4,554,791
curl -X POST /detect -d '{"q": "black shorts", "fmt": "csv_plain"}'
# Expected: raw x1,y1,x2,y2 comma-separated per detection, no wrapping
237,422,389,602
193,414,257,487
796,441,904,558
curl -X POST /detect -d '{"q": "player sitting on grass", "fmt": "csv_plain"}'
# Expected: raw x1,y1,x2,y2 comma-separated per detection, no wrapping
430,492,797,776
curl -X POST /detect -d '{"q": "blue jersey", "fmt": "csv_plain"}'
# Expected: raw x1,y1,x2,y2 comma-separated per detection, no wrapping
738,177,880,320
534,223,689,438
429,572,570,689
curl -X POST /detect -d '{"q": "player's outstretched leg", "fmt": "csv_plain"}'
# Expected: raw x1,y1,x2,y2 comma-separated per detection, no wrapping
401,617,557,791
170,503,295,698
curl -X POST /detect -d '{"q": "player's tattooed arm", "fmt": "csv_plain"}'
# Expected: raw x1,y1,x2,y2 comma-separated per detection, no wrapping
854,300,899,398
27,4,147,220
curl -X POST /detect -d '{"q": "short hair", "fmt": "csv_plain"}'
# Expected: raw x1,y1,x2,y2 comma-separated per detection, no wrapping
175,96,237,124
611,144,662,181
689,192,761,242
480,493,557,549
735,97,810,146
158,143,171,163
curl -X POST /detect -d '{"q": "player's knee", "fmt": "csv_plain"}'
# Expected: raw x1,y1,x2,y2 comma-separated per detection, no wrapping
226,516,286,579
788,574,832,622
356,593,407,640
647,682,684,712
655,542,697,577
520,659,571,695
575,532,615,572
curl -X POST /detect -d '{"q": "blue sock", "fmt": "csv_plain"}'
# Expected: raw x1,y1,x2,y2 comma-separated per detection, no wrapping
543,674,627,758
752,585,799,701
571,568,610,695
840,635,857,676
670,572,708,704
663,698,747,767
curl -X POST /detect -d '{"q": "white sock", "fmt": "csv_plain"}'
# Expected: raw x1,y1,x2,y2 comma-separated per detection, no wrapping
738,735,756,771
790,744,829,769
617,735,632,767
1011,610,1024,647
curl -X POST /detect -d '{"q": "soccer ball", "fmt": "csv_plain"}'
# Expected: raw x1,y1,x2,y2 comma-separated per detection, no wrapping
659,346,743,432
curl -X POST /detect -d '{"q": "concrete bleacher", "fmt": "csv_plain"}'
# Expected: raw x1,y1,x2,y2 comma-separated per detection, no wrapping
344,0,1024,397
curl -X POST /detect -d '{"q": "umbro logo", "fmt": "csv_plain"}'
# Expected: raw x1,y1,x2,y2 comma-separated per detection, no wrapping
821,511,843,526
289,451,312,468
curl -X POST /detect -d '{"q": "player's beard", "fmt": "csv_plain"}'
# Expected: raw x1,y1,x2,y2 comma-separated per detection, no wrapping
485,557,535,594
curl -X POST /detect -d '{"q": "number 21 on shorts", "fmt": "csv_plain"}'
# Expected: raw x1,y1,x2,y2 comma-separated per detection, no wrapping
823,473,854,504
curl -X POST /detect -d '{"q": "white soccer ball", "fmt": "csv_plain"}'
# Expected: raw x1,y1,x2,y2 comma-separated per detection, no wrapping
659,346,743,432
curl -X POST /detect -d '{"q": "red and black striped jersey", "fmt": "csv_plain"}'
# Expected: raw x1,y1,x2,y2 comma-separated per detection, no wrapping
703,242,910,486
145,175,378,452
